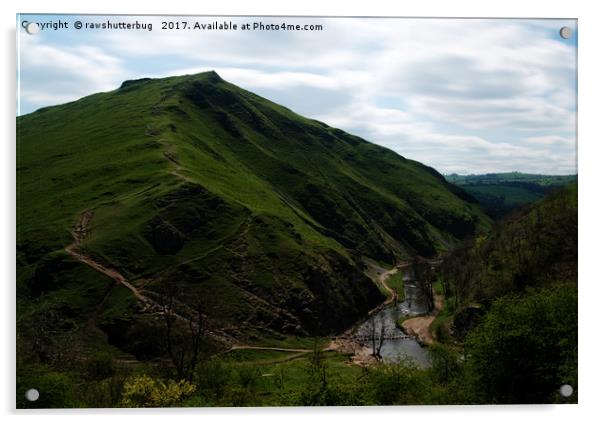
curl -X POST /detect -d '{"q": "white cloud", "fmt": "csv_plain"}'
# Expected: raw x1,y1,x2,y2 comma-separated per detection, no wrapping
524,135,576,146
19,34,127,112
17,16,577,174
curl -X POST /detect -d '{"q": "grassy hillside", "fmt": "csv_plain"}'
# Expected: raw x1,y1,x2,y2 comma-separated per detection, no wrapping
441,182,577,305
445,172,576,218
17,71,490,368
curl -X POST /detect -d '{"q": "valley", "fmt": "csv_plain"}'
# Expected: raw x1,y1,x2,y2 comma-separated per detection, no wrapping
16,72,576,407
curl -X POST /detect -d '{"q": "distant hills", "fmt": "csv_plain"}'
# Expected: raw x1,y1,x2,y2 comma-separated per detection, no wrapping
445,172,577,218
16,71,490,351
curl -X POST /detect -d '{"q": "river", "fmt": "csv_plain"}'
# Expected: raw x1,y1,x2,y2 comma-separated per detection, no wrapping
354,265,432,367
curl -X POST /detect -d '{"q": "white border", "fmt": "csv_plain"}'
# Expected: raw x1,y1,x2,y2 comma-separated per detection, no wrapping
3,1,600,422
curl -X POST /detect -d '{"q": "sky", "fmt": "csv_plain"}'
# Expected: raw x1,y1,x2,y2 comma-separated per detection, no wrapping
17,15,577,175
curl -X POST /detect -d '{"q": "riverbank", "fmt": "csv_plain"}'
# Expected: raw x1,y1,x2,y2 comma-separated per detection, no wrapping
336,260,432,366
400,292,444,345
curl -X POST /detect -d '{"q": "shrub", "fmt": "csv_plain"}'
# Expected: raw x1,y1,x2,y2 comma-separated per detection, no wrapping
85,351,115,380
463,284,577,403
120,374,196,407
194,359,232,400
16,366,76,409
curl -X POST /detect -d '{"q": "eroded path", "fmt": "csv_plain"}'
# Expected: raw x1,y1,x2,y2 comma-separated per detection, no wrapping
378,267,398,304
66,210,236,348
65,210,160,312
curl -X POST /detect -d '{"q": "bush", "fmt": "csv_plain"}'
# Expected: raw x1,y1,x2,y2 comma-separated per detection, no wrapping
16,366,76,409
366,360,428,405
194,359,233,400
80,374,128,407
463,284,577,403
427,343,461,383
85,351,115,380
120,374,196,407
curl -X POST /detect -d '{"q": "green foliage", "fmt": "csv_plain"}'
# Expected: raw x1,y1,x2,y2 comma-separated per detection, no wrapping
16,365,76,409
430,309,453,343
462,284,577,403
85,351,115,380
120,374,196,407
194,358,233,400
365,359,429,405
427,343,461,383
386,271,405,301
441,183,577,307
435,185,578,404
79,374,128,408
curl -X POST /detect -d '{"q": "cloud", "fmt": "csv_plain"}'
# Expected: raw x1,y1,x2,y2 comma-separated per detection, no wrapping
17,16,577,174
524,135,576,146
18,34,127,112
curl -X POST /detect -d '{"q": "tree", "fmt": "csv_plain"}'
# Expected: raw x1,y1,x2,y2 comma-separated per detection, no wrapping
368,315,387,358
427,343,461,383
159,282,215,381
299,339,329,405
463,284,577,403
413,259,434,313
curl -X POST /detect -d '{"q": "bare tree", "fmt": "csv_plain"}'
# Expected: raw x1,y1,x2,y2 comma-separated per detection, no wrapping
159,282,213,381
414,259,435,313
376,317,387,358
368,315,387,359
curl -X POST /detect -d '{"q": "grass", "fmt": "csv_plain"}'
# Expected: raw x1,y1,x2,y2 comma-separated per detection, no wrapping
246,334,329,350
222,349,302,363
17,71,491,368
429,308,453,343
396,314,413,329
218,348,361,397
386,271,405,302
433,278,445,296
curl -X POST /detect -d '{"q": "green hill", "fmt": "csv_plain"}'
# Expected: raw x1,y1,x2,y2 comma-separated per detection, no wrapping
438,183,577,403
17,71,490,356
445,172,576,218
441,182,577,306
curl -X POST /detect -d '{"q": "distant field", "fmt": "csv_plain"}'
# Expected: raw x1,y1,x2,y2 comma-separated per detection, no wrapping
445,172,577,219
446,172,576,186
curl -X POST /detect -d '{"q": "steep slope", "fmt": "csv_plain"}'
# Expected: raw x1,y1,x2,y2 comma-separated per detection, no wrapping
17,71,489,348
441,182,577,307
438,183,577,404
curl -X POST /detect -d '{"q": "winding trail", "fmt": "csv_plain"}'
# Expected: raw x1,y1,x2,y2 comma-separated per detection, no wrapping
229,346,312,353
65,209,235,347
65,211,159,312
378,267,398,304
226,265,410,361
66,205,437,359
376,261,413,306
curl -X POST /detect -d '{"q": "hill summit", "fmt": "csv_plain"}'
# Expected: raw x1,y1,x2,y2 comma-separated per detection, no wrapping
17,72,489,348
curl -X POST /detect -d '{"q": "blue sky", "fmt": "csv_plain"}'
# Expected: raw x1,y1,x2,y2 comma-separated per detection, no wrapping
17,15,577,175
